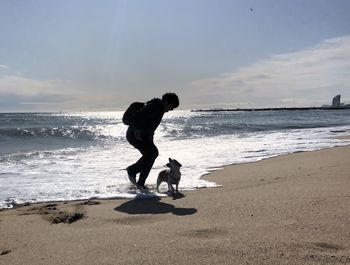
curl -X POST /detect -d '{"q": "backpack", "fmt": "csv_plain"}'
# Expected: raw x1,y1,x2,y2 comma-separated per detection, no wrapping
122,102,145,126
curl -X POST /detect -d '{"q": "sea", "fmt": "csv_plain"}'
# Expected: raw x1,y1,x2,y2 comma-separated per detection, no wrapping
1,109,350,208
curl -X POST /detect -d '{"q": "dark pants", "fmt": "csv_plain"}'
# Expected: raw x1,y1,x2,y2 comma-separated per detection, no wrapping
126,128,159,186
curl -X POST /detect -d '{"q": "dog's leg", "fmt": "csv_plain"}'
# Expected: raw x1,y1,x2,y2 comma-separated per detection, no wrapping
167,181,174,194
156,177,162,192
175,183,179,192
157,171,168,192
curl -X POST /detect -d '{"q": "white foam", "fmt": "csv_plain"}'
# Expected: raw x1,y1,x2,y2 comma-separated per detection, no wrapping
1,111,350,208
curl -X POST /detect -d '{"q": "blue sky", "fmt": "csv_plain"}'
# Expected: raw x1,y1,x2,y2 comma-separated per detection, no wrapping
1,0,350,111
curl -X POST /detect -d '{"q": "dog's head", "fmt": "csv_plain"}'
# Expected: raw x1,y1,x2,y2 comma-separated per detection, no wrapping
166,158,182,170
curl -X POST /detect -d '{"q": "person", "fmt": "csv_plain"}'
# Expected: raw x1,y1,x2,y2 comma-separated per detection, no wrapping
125,93,179,190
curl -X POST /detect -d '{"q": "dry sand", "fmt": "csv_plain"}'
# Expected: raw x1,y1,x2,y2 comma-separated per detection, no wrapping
1,145,350,265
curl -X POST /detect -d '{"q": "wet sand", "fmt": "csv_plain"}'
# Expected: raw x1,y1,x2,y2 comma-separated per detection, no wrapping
1,145,350,265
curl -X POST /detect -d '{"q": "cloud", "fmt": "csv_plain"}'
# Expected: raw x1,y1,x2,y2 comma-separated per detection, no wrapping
0,75,58,96
186,35,350,108
0,64,9,69
0,74,125,111
0,75,79,111
0,92,73,111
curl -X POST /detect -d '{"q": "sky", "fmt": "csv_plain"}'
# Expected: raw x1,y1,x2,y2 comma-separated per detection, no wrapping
0,0,350,112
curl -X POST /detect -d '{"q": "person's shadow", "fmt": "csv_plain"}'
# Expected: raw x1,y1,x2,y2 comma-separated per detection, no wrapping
114,194,197,216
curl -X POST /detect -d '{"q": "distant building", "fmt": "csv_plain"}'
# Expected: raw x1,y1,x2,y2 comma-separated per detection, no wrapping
332,95,341,107
322,94,350,109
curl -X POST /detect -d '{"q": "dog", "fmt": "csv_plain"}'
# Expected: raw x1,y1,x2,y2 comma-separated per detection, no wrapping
156,158,182,193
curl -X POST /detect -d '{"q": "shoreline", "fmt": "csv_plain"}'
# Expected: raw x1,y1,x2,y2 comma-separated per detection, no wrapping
1,145,350,264
2,138,350,210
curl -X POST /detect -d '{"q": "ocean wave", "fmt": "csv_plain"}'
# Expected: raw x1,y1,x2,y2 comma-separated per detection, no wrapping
0,148,84,163
160,109,350,139
160,121,345,139
0,126,126,156
0,127,107,141
1,110,350,208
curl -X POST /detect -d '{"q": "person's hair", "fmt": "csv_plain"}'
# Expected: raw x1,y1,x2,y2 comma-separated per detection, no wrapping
162,93,179,108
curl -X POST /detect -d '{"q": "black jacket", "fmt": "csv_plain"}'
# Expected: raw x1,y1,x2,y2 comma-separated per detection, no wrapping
130,98,164,134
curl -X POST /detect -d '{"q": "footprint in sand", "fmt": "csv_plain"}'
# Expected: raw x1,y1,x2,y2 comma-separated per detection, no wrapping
1,250,12,256
21,203,85,224
313,242,343,251
113,215,166,225
180,227,226,239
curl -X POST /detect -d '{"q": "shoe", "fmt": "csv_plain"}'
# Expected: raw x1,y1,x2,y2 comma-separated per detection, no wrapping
136,183,148,192
127,167,137,185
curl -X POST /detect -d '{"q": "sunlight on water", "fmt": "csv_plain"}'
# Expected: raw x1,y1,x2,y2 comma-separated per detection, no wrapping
1,110,350,208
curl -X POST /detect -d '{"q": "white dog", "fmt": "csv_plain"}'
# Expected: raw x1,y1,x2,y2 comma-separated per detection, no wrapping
156,158,182,193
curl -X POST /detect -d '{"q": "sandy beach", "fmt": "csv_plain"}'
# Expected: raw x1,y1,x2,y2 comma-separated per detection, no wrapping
1,145,350,265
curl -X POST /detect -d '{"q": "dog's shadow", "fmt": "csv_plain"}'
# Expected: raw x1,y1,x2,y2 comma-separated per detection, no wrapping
114,194,197,216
